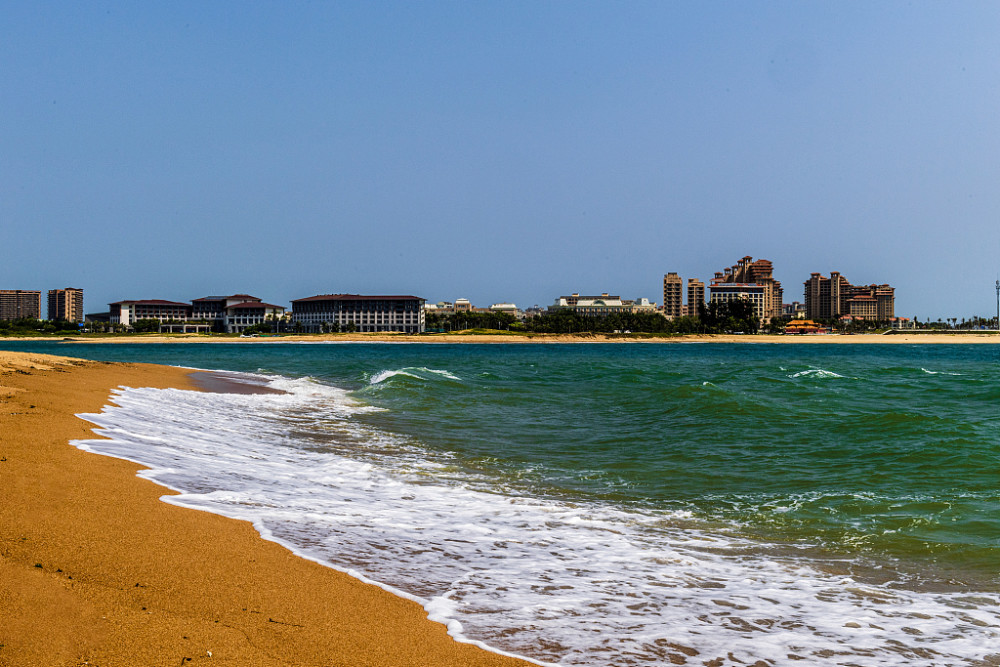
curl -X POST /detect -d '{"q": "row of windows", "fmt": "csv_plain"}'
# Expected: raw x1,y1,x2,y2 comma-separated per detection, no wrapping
293,313,421,320
294,302,421,314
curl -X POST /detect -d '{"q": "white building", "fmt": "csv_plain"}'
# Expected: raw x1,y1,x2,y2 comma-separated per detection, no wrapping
291,294,425,333
549,293,659,316
192,294,285,333
108,300,210,333
707,283,766,320
489,303,524,319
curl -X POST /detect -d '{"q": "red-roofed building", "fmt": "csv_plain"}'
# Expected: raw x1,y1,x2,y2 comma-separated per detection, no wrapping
192,294,285,333
804,272,895,321
708,256,783,322
110,295,286,333
291,294,425,333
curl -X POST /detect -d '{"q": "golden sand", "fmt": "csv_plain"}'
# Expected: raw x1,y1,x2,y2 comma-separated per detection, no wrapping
0,351,529,667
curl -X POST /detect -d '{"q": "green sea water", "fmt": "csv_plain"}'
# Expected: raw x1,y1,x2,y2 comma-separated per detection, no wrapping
5,340,999,664
8,340,999,582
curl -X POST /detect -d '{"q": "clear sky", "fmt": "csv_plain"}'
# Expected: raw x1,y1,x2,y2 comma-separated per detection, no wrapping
3,1,999,319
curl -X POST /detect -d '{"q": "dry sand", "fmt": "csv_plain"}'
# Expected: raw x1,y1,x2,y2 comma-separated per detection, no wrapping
16,331,1000,344
0,351,530,667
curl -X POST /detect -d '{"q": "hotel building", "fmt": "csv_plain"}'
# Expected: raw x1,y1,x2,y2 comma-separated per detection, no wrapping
803,272,895,320
662,273,683,319
488,303,524,319
0,290,41,320
191,294,285,333
708,256,783,321
109,300,202,330
291,294,425,333
48,288,84,322
110,294,285,333
550,293,658,316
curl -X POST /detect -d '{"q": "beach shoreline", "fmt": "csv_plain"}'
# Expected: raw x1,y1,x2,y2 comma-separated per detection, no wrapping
0,351,530,667
3,331,1000,345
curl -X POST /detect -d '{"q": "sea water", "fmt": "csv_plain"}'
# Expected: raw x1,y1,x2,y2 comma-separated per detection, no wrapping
4,341,999,665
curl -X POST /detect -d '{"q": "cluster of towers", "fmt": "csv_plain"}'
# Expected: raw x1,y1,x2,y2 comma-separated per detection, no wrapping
663,256,783,322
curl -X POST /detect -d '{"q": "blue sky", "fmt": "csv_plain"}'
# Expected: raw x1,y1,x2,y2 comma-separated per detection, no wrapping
3,1,999,319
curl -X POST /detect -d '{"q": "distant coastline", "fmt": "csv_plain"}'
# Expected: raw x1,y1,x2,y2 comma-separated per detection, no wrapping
2,331,999,344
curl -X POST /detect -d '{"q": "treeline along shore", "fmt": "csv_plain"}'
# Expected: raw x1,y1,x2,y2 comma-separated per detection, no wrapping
0,351,530,667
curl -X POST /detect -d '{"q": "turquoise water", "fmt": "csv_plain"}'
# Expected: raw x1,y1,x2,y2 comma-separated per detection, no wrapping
5,340,1000,664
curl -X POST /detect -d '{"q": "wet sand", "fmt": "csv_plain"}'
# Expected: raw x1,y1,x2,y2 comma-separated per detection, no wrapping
0,351,530,667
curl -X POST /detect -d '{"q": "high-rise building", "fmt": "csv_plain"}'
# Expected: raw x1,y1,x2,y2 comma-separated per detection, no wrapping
708,256,783,321
0,290,41,320
803,272,894,320
662,273,683,318
48,287,84,322
687,278,705,317
804,272,849,319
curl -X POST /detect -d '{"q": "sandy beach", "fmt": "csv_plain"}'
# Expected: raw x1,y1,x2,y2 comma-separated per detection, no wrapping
5,331,1000,345
0,351,530,667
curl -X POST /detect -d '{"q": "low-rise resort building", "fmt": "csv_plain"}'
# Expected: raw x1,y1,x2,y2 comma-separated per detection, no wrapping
109,300,209,333
110,294,285,333
549,293,658,317
191,294,285,333
291,294,425,333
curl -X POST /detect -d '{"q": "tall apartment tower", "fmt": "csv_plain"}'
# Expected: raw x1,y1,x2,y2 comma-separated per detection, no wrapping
687,278,705,317
0,290,42,320
48,288,84,322
662,273,683,318
804,272,894,321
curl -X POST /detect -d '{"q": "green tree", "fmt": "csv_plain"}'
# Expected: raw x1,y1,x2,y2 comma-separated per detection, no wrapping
132,319,161,333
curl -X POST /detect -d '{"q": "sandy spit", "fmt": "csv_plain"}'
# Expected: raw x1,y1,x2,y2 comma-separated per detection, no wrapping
0,351,530,667
8,331,1000,344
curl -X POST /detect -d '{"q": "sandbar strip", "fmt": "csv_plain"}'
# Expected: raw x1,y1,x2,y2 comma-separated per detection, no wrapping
6,331,1000,344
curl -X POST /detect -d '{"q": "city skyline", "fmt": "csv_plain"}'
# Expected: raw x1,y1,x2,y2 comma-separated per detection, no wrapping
3,3,999,319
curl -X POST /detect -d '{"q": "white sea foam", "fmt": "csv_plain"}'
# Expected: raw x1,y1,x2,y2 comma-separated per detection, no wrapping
789,368,848,379
369,367,462,384
74,380,1000,666
921,368,963,376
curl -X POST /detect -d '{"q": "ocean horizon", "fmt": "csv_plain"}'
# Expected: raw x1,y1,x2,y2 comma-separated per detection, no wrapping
4,341,999,665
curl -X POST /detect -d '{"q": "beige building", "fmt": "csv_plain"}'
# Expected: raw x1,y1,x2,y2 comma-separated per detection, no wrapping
48,288,84,322
662,273,683,318
0,290,41,320
687,279,705,318
804,272,895,320
708,256,783,321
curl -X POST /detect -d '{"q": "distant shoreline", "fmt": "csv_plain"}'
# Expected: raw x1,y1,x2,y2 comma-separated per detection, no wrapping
3,332,1000,344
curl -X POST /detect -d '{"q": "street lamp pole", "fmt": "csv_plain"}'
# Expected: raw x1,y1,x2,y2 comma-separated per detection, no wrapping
995,279,999,330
